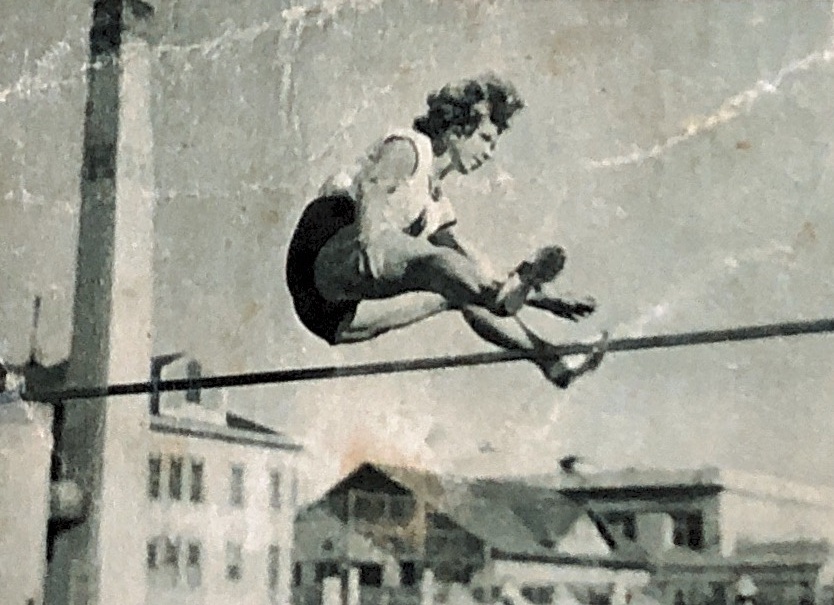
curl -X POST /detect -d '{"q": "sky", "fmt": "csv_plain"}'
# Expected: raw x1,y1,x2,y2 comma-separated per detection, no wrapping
2,0,834,499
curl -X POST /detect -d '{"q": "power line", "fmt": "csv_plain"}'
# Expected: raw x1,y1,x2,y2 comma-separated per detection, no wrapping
22,317,834,402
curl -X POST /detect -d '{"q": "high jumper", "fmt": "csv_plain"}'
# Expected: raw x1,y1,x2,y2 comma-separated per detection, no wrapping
286,74,607,388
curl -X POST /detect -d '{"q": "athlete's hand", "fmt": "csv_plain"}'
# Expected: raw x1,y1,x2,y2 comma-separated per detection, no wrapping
558,295,597,321
526,288,597,322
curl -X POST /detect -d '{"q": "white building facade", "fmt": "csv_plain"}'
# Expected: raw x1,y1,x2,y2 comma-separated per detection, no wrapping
145,409,301,605
0,399,54,605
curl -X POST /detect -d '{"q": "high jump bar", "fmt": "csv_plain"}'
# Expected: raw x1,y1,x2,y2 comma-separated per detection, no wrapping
22,316,834,402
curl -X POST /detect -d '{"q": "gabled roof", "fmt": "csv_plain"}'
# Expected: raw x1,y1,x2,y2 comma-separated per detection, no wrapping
321,462,646,569
471,479,585,546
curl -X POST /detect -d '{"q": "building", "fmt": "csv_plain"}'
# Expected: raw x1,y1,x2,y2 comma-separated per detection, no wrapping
296,463,834,605
0,360,83,605
534,467,834,605
0,354,303,605
0,397,54,605
144,356,303,605
293,462,651,605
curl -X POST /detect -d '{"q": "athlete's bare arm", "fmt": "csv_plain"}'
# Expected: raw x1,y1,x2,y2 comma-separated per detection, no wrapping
354,138,420,236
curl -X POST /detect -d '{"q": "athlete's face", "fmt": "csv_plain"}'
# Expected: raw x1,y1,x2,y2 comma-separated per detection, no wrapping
448,103,500,175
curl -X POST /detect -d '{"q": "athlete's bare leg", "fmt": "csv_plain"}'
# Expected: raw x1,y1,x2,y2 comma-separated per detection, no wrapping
332,293,607,388
314,227,567,319
461,307,608,388
332,293,453,344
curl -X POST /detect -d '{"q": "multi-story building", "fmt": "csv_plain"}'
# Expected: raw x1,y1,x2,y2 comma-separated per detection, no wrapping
0,353,302,605
144,357,303,605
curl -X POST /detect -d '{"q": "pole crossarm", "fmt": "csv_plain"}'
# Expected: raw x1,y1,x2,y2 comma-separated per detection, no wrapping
22,317,834,402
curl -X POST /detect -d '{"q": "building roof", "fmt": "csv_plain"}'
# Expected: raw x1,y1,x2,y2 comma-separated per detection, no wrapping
150,411,302,451
307,462,834,575
529,467,723,492
524,466,834,507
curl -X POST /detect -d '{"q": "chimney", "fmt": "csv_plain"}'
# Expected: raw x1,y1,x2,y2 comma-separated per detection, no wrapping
185,359,202,404
149,352,185,415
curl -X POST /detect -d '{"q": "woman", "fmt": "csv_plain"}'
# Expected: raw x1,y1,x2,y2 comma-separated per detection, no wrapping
286,74,606,388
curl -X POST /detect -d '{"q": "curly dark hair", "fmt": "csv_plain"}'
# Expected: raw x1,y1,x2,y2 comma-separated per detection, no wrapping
413,73,525,155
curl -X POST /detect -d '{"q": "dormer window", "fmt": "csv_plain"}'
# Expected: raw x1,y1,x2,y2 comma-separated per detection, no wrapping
672,511,704,550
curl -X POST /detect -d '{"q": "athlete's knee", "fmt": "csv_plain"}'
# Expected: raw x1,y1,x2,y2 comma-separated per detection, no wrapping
329,312,388,344
330,328,363,345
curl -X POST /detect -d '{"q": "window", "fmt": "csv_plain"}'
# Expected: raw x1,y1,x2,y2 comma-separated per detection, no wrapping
687,513,704,550
148,455,161,500
164,538,179,570
270,471,282,509
359,564,383,587
672,512,705,550
522,586,556,605
225,542,243,582
315,562,339,582
169,457,183,501
190,460,204,503
589,589,612,605
268,545,280,592
186,541,202,588
230,465,245,507
293,563,303,587
708,583,727,605
146,540,158,570
353,492,384,522
187,542,201,567
400,562,418,587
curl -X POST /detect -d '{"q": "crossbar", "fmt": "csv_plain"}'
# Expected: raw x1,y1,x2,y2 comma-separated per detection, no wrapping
22,317,834,402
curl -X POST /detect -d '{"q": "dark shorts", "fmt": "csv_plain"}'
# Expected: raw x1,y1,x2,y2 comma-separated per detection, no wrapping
285,195,359,345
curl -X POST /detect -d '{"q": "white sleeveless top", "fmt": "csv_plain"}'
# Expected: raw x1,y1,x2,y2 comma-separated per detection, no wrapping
319,129,456,240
